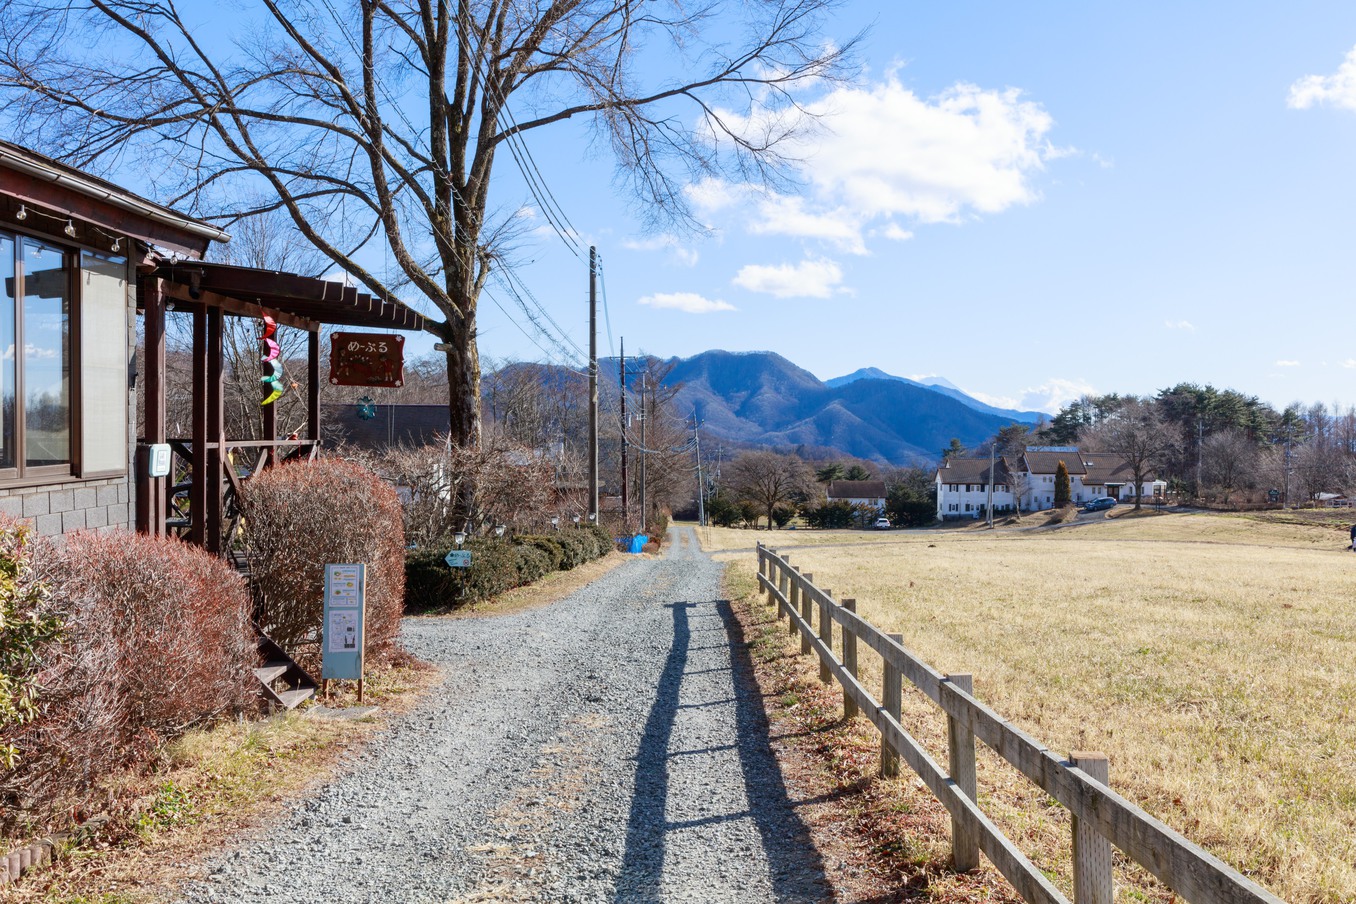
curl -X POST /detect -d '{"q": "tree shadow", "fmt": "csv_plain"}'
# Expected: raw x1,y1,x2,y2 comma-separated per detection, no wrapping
614,598,831,902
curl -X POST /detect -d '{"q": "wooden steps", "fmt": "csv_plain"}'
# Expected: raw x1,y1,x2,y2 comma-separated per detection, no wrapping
253,625,318,710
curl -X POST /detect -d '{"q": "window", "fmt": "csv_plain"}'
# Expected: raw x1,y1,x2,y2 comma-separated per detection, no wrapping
0,232,127,482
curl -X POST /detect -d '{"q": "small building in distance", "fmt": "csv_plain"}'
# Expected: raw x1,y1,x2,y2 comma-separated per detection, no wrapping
826,479,887,512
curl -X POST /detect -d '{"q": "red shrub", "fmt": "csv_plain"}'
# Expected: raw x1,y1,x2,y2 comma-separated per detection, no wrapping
242,457,406,672
1,529,252,835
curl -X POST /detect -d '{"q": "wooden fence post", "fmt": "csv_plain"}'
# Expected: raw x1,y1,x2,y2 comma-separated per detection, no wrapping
777,558,790,620
800,575,815,654
817,592,832,684
946,673,979,871
880,633,903,777
757,544,767,591
788,567,800,635
1071,752,1114,904
842,599,859,719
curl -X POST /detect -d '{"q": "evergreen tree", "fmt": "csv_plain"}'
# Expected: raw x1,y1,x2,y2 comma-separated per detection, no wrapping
1054,460,1072,508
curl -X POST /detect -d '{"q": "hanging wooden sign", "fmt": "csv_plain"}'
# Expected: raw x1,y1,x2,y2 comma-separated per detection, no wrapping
329,332,405,387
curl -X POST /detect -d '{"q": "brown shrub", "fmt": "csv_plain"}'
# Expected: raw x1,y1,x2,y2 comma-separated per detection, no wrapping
243,457,406,671
1,530,252,835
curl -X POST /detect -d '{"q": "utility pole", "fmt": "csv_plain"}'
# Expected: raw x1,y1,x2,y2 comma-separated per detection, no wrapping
620,338,628,531
986,442,995,528
638,372,647,530
588,246,598,522
694,413,705,527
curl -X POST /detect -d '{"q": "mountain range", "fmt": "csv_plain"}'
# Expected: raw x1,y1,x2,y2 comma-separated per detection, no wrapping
602,350,1042,466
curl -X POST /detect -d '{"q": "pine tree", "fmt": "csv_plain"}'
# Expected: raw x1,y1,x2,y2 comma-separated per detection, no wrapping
1054,460,1072,508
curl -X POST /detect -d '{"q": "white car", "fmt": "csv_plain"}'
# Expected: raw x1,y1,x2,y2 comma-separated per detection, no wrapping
873,517,891,530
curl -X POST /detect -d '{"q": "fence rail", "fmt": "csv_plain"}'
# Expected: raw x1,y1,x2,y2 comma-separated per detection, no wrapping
754,543,1284,904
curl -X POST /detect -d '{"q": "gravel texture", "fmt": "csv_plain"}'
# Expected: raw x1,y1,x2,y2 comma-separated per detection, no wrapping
177,526,829,903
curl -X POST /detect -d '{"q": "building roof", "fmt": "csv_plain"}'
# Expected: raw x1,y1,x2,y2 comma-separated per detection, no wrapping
323,403,448,451
935,458,1011,484
0,139,229,257
155,260,429,332
1021,450,1088,476
827,480,887,500
1080,453,1135,485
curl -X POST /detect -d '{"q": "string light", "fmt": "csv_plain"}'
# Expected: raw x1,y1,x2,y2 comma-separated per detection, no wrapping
14,205,26,221
63,219,76,238
110,238,121,252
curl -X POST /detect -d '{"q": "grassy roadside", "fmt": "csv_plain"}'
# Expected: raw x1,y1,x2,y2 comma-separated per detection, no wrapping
5,556,632,903
724,564,1025,903
706,513,1355,902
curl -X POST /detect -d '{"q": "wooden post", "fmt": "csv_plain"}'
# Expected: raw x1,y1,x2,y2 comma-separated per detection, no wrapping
137,276,167,536
205,306,225,555
881,633,903,777
799,574,814,653
842,599,859,719
817,591,832,683
777,554,791,619
787,567,799,636
307,328,320,442
1071,752,1114,904
189,305,208,546
947,673,979,871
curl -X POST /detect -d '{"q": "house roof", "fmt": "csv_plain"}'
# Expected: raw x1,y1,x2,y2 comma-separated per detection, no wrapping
323,403,448,451
935,458,1011,484
827,480,887,500
1080,453,1135,485
1021,450,1088,476
0,139,229,257
155,260,429,332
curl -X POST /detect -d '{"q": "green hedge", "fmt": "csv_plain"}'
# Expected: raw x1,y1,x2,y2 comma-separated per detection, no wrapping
405,528,614,612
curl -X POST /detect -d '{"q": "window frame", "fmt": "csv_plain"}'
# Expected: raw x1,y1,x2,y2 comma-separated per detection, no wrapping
0,225,107,486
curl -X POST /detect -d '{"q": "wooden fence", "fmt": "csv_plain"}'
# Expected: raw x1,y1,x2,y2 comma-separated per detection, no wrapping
755,543,1285,904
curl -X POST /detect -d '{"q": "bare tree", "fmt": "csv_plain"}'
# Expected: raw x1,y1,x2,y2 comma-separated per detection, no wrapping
1,0,855,448
1200,429,1258,505
1085,399,1182,511
727,450,812,530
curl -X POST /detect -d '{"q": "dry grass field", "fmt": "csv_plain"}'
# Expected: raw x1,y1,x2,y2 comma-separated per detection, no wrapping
700,513,1356,903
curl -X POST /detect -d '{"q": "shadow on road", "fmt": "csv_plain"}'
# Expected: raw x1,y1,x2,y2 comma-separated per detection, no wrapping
614,598,830,903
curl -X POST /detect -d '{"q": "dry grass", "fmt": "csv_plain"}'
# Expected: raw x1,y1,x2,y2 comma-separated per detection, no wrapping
702,513,1356,903
2,661,440,903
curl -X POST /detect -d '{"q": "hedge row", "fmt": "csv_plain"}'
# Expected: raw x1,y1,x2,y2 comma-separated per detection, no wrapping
405,524,614,612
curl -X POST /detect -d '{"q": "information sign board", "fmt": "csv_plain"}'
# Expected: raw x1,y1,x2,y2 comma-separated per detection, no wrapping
321,563,366,681
444,550,472,568
329,332,405,387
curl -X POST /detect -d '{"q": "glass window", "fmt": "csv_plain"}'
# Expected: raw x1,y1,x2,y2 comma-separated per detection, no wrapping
0,234,14,471
22,239,70,468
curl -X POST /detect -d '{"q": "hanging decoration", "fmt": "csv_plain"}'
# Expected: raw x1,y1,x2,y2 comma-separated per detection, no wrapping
259,315,284,406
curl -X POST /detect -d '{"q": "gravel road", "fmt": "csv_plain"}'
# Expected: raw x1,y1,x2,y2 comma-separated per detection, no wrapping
178,526,830,904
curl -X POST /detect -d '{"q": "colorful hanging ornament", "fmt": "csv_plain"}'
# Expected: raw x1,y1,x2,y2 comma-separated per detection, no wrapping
258,315,284,406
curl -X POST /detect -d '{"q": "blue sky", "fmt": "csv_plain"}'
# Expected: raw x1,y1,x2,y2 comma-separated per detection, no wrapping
462,2,1356,415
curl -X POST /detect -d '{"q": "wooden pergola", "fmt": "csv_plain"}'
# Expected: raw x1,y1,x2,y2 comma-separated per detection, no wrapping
136,260,428,555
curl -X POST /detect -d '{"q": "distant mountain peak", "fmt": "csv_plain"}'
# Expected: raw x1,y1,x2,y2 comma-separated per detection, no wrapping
824,365,1038,424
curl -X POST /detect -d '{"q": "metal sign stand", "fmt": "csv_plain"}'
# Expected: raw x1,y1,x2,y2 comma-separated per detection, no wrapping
321,563,367,703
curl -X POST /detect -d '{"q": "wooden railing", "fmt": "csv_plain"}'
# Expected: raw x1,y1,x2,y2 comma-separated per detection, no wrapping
755,543,1285,904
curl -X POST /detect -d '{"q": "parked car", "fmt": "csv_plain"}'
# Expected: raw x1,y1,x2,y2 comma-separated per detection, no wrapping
873,517,891,530
1082,497,1117,512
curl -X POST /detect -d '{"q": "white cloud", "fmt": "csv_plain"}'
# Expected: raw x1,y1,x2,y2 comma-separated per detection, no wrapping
622,234,699,267
704,77,1062,251
878,223,915,242
968,377,1097,415
1275,360,1301,367
1289,46,1356,111
732,258,843,299
1343,359,1356,369
1165,319,1195,332
636,292,735,314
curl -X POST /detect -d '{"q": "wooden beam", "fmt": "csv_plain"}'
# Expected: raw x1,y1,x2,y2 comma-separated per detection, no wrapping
159,280,315,331
308,330,320,442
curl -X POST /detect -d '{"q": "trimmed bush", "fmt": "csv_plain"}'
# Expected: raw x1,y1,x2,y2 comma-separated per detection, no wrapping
514,544,552,585
586,523,616,554
556,530,589,569
517,535,565,571
0,518,59,771
242,458,406,671
2,529,252,835
404,538,520,612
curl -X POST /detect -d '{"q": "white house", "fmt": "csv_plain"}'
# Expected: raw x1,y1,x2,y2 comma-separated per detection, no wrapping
826,480,887,511
935,446,1166,520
